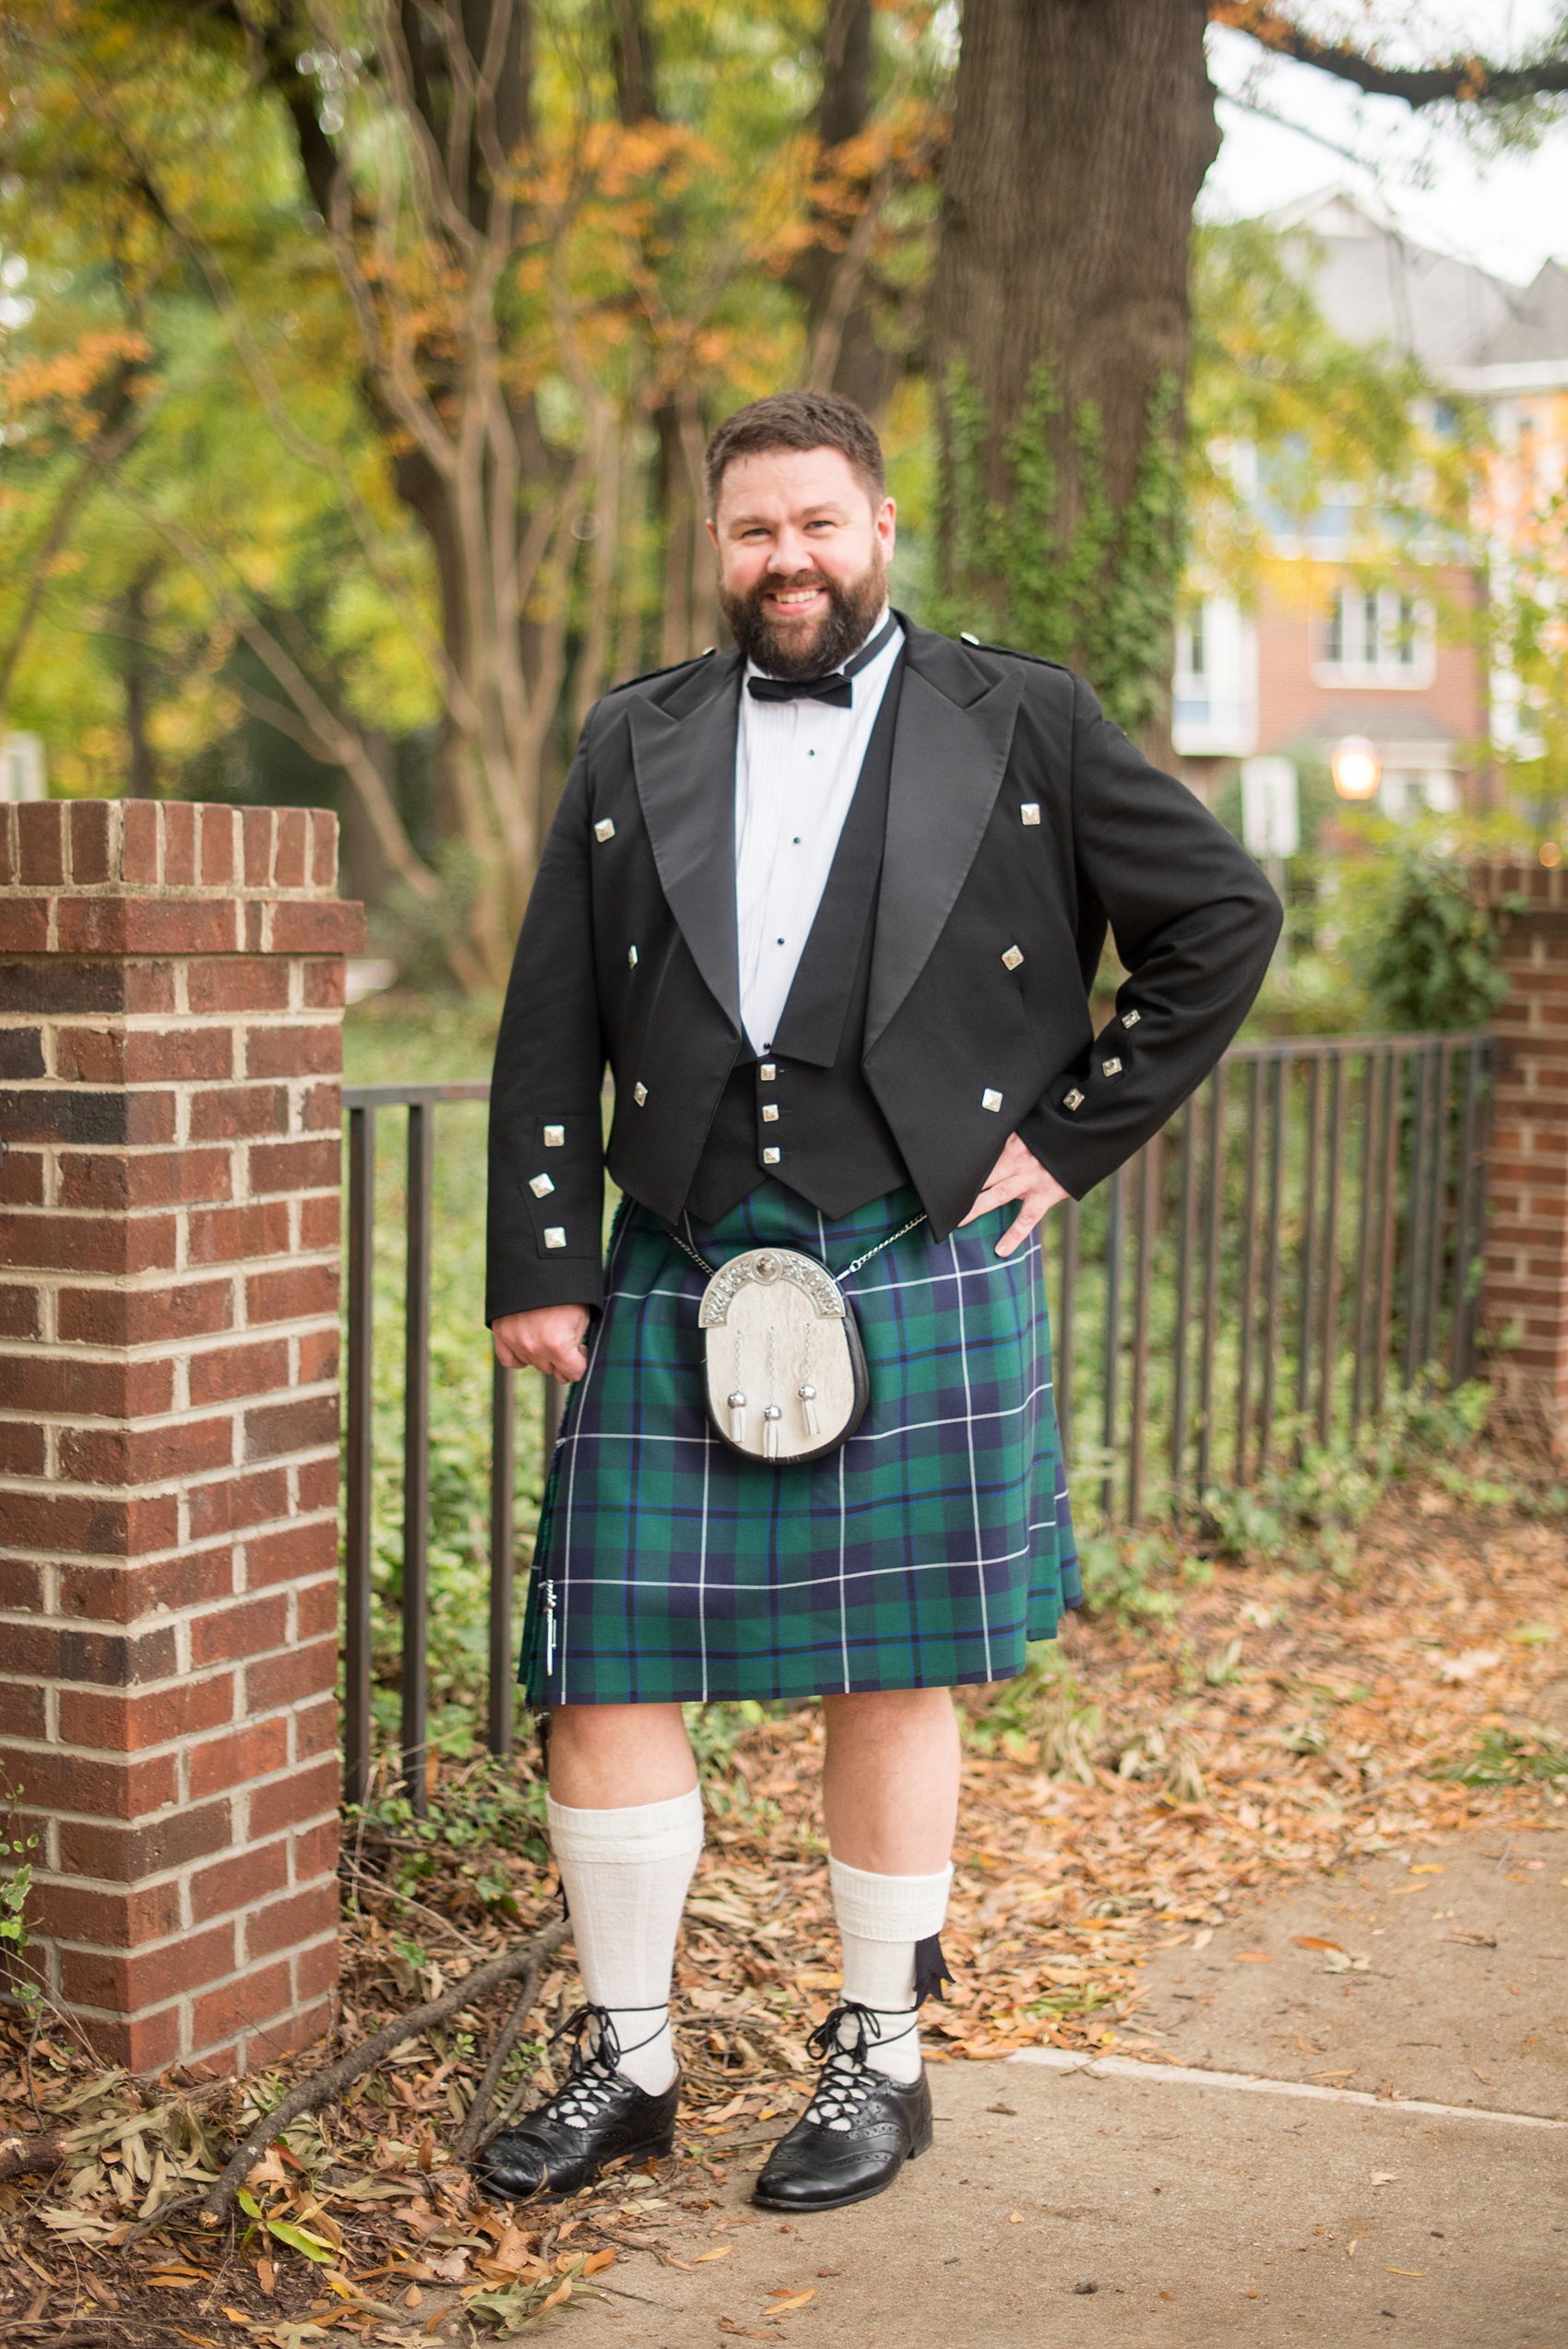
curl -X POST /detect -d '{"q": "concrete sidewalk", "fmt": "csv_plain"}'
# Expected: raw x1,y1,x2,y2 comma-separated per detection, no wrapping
564,1828,1568,2346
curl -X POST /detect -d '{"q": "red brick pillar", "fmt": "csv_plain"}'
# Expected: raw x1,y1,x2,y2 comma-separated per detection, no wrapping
1477,859,1568,1448
0,800,362,2074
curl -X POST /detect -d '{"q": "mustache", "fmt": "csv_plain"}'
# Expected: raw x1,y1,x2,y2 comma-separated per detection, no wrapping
755,571,829,599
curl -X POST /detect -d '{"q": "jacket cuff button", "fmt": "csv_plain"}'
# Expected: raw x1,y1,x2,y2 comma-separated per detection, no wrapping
544,1227,567,1250
543,1124,565,1147
593,818,615,843
634,1083,648,1106
1064,1088,1085,1111
981,1088,1003,1112
529,1174,555,1198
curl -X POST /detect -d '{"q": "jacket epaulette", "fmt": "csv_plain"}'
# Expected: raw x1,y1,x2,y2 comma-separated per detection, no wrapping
956,632,1073,676
604,647,718,695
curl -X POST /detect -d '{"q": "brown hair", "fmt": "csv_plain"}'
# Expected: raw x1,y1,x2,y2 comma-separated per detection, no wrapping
703,391,885,517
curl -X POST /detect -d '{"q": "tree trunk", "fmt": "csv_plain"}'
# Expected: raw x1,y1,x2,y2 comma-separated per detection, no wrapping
794,0,900,418
122,569,157,800
928,0,1219,750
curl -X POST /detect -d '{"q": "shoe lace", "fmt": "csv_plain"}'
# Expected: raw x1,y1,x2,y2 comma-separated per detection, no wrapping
801,2002,915,2134
537,2002,664,2130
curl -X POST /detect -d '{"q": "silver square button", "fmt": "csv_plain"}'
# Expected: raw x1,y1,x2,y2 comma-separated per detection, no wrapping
543,1124,564,1147
760,1062,776,1082
593,818,615,843
1102,1056,1123,1077
761,1104,779,1123
1020,803,1040,826
1064,1087,1084,1111
529,1173,554,1198
627,944,638,968
981,1088,1003,1113
1122,1008,1140,1027
1002,945,1024,971
762,1146,781,1165
633,1083,647,1106
544,1226,566,1250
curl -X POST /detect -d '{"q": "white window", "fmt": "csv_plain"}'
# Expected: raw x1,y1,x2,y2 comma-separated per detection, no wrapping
1173,596,1258,758
1315,589,1434,688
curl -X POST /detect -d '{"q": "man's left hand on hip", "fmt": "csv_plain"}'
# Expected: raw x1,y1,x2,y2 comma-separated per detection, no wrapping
959,1133,1070,1258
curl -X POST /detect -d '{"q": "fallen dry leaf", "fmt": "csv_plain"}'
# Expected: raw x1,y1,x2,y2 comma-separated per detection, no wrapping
1290,1936,1343,1952
695,2246,735,2262
767,2287,816,2311
1232,1952,1274,1963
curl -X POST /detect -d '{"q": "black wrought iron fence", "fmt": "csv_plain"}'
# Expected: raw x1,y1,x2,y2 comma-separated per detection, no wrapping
340,1032,1491,1809
1050,1033,1492,1528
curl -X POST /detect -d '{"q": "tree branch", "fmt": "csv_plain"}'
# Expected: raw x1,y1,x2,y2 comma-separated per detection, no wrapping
1211,3,1568,108
0,2130,64,2183
198,1917,570,2224
0,386,148,725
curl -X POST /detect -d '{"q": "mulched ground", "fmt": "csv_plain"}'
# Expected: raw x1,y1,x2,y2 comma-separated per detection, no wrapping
3,1449,1565,2345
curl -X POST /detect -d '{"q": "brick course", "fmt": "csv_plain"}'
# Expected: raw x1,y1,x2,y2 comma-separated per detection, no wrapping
0,801,361,2074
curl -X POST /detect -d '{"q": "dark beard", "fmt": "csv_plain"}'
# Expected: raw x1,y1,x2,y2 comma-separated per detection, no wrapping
720,555,887,681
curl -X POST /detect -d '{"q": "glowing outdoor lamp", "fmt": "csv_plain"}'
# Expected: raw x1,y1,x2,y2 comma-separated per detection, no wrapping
1331,735,1382,801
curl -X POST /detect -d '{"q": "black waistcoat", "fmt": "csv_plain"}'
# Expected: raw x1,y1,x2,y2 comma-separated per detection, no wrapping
683,656,912,1225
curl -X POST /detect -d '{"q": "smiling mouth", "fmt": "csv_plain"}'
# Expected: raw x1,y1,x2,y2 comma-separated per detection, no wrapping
765,584,827,612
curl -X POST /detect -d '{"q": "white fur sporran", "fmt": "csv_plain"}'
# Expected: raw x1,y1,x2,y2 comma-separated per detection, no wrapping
697,1248,870,1465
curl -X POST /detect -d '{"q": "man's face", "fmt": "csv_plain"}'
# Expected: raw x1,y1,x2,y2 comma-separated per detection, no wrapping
708,445,897,679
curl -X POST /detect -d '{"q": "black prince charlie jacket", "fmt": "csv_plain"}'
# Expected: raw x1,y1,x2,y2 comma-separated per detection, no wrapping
486,620,1281,1323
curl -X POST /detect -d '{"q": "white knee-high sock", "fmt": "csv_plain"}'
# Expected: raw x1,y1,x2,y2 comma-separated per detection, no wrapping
829,1856,954,2085
547,1786,704,2095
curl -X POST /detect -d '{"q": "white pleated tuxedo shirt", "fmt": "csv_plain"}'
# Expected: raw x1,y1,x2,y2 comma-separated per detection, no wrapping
733,610,903,1057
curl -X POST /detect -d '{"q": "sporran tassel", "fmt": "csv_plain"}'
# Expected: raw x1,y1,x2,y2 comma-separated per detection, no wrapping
763,1404,782,1459
728,1391,747,1444
798,1381,819,1438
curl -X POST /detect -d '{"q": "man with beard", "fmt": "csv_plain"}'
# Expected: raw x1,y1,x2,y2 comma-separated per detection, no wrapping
479,392,1278,2213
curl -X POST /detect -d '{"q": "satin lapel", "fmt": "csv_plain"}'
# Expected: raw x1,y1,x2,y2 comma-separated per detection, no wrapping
865,660,1026,1054
626,664,742,1034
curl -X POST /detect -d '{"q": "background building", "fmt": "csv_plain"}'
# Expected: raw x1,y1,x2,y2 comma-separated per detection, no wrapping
1176,189,1568,819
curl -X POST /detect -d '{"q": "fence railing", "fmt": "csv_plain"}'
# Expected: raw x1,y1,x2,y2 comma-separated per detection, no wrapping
340,1031,1491,1808
1048,1033,1491,1529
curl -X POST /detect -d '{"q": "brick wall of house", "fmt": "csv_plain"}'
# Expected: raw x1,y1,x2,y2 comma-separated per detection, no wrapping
0,800,362,2073
1253,562,1487,778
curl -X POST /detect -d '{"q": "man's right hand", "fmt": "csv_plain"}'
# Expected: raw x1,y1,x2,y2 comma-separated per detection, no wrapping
493,1303,591,1383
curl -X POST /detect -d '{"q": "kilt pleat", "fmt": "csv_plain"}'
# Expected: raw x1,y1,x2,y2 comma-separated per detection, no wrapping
520,1180,1079,1706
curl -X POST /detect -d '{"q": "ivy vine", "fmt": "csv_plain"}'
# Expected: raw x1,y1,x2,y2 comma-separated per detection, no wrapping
932,358,1184,740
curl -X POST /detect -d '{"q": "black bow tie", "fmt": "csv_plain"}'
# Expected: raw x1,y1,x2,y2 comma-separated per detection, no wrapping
745,610,899,709
747,672,853,707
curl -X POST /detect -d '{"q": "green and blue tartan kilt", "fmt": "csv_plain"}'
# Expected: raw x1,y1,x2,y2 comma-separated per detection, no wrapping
519,1180,1080,1706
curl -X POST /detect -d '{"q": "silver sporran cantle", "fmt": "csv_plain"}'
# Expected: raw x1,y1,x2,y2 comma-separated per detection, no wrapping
697,1247,870,1465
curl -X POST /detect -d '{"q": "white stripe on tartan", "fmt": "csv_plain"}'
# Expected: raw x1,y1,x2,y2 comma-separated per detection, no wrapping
553,1204,634,1703
817,1202,854,1697
946,1224,992,1680
698,1411,712,1704
544,1544,1043,1598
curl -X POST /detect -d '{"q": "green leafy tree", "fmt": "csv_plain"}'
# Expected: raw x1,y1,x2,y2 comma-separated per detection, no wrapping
1356,845,1511,1033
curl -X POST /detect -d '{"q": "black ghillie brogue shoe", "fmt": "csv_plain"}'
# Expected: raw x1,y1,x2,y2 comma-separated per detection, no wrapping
472,2005,680,2203
752,2003,932,2214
